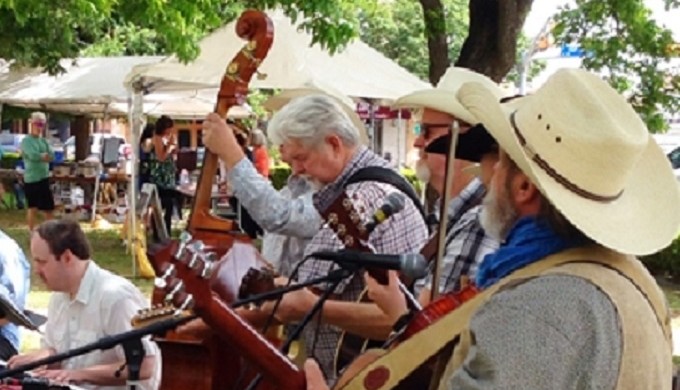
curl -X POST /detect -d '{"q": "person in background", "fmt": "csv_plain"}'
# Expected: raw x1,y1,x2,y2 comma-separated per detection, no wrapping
0,228,31,360
251,129,270,179
20,111,54,230
228,122,263,239
149,115,178,237
8,219,162,389
138,123,155,190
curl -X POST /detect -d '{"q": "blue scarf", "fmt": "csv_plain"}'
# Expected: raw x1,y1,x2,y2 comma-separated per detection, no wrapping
475,216,584,289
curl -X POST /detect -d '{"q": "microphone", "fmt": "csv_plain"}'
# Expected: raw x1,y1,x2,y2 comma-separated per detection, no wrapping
365,192,406,234
310,250,429,280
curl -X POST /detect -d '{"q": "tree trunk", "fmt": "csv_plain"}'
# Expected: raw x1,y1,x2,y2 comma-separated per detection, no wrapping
455,0,533,82
419,0,450,85
73,116,90,162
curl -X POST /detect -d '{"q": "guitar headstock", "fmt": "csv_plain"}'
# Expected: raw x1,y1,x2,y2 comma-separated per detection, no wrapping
131,303,193,329
323,192,370,251
154,231,219,312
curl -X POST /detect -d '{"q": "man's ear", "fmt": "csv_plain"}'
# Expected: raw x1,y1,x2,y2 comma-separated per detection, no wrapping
60,249,73,264
513,173,539,205
325,134,343,153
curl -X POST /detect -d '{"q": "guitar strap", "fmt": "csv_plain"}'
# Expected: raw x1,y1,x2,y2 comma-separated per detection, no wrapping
338,245,671,390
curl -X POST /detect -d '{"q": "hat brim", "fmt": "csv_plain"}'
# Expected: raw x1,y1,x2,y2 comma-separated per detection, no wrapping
459,82,680,255
424,124,497,162
263,88,369,146
394,89,479,125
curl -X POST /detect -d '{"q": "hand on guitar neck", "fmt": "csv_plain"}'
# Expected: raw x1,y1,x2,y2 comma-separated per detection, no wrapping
364,271,409,325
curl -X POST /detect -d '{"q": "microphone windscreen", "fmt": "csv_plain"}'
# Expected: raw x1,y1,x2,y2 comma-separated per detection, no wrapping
385,192,406,213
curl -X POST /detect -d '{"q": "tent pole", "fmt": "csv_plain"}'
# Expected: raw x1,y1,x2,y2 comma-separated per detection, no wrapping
128,80,145,278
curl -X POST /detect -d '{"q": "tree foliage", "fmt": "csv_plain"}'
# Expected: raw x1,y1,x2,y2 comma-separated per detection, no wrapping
0,0,359,74
553,0,679,132
357,0,468,82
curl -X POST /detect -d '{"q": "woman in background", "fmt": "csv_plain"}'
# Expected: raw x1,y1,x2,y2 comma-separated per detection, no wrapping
149,115,178,236
138,123,155,190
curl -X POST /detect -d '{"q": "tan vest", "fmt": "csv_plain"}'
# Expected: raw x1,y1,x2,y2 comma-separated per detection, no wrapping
339,245,672,390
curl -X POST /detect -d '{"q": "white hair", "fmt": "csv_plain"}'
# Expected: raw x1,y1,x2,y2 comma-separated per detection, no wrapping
31,111,46,122
251,129,267,146
267,94,360,147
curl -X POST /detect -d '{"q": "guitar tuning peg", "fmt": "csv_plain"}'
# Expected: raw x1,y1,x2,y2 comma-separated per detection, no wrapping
204,252,218,263
154,278,167,289
179,231,193,244
201,262,214,280
175,232,193,259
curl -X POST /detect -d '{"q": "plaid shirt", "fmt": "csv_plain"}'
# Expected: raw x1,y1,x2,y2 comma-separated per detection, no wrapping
297,146,429,380
416,179,500,295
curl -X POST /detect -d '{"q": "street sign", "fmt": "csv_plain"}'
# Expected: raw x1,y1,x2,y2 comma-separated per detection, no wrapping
561,43,584,58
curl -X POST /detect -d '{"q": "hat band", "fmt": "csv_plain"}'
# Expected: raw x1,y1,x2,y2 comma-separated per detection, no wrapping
510,111,623,203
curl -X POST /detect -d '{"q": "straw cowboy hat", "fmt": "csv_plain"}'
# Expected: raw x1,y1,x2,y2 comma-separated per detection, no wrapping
458,68,680,255
395,67,507,124
263,87,369,146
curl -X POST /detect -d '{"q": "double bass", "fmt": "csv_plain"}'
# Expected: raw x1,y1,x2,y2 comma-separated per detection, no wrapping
146,10,305,390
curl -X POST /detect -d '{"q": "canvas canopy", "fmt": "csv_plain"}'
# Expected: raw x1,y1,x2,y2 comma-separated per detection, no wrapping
0,57,164,115
124,9,430,100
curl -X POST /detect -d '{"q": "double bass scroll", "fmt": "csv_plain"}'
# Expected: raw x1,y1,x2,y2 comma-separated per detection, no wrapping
187,10,274,238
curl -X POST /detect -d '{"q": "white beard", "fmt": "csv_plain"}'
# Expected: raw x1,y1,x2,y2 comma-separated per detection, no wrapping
480,186,518,242
301,175,325,192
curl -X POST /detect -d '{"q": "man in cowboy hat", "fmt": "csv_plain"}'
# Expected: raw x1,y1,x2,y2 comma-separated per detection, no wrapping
305,68,680,389
393,67,504,305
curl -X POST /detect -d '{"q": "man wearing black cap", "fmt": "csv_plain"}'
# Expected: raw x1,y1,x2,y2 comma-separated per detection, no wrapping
393,68,505,306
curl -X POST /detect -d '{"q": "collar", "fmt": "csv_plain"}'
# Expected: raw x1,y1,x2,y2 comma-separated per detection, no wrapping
73,261,97,305
313,146,384,212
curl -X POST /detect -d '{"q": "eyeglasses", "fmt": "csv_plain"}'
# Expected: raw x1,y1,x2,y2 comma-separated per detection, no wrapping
33,122,45,128
414,123,450,139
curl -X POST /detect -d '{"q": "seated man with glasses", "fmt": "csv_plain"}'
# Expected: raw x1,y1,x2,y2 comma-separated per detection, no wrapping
19,111,55,230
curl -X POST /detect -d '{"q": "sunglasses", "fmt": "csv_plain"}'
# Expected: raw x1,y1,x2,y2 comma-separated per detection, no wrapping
33,122,46,128
414,123,450,139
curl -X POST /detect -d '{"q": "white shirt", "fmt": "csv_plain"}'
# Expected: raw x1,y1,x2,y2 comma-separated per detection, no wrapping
42,261,161,390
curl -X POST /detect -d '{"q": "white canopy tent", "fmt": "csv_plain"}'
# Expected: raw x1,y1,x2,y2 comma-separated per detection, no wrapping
0,57,165,116
123,9,430,100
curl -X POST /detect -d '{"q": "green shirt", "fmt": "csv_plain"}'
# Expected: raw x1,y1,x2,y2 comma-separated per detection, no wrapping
20,135,53,183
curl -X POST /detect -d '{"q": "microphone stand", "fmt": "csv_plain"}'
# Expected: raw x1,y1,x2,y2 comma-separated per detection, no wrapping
243,267,354,390
231,268,352,309
0,314,197,386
